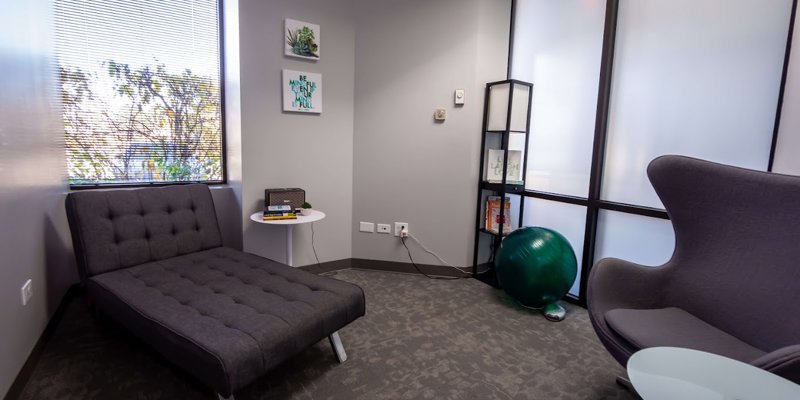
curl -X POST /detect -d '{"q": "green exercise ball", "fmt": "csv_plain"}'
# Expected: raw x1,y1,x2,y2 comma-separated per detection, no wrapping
495,227,577,309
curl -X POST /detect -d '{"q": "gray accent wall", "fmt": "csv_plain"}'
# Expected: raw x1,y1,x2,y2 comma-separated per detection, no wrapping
0,0,74,396
238,0,356,266
351,0,511,267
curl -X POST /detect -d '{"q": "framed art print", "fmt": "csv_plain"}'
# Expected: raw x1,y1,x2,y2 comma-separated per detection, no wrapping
282,69,322,113
485,149,523,184
285,18,320,60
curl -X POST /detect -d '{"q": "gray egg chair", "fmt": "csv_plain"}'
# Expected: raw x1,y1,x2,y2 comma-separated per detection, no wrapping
588,155,800,384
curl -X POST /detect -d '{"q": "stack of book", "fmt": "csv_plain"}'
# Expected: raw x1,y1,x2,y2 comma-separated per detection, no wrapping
485,196,512,235
263,204,297,221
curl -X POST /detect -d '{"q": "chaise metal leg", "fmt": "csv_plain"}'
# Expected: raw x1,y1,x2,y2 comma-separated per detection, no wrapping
328,331,347,363
217,393,234,400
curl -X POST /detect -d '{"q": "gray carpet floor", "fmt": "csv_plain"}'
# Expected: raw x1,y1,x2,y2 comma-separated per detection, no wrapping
18,269,635,400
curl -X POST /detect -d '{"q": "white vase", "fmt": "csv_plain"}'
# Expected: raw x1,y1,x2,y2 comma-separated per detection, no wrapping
300,208,313,216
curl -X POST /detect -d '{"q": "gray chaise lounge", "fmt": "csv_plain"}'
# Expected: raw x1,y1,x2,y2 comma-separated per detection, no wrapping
66,184,365,398
588,155,800,384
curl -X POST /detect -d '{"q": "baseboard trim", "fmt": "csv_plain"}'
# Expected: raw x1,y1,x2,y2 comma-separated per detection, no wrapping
350,258,468,278
298,258,468,278
4,284,80,400
298,258,352,274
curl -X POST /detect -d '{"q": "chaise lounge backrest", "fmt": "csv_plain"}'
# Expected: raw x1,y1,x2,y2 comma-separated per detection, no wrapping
648,156,800,352
66,184,223,283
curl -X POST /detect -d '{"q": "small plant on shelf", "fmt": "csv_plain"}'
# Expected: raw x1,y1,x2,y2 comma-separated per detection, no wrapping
300,202,313,216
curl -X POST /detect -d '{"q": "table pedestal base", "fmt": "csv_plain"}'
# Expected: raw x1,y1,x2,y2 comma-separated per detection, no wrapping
286,225,293,267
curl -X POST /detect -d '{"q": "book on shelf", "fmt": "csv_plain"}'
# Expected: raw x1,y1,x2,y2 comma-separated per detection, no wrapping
263,210,297,220
264,209,296,215
266,204,293,212
485,196,512,235
263,216,297,221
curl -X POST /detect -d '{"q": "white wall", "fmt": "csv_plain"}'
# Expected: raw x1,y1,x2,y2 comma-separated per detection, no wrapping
0,0,75,396
351,0,511,266
773,9,800,175
239,0,355,266
216,0,244,251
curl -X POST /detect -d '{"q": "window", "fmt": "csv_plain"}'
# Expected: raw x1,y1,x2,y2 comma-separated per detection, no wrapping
54,0,224,187
508,0,792,301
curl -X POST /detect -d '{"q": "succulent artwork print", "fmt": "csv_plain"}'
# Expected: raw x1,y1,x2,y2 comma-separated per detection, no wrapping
286,26,319,58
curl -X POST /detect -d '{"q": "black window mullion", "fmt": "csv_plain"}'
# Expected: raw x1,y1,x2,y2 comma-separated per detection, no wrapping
578,0,620,304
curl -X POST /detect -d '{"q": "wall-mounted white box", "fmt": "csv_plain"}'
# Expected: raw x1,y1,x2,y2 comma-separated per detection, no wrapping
359,222,375,233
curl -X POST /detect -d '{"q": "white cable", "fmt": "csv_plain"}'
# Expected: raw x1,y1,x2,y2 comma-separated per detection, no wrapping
406,233,473,274
311,222,321,266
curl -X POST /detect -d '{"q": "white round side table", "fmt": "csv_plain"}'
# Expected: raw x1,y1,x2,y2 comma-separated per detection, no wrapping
249,210,326,267
628,347,800,400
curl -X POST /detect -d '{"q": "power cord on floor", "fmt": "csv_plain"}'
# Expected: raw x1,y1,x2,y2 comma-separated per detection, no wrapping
311,222,321,267
407,233,476,275
400,236,466,280
398,229,474,279
407,233,491,275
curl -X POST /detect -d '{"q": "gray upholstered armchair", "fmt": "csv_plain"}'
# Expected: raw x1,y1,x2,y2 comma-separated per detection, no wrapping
588,155,800,384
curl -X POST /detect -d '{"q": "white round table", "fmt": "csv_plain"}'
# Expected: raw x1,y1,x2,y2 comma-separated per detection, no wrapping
249,210,326,267
628,347,800,400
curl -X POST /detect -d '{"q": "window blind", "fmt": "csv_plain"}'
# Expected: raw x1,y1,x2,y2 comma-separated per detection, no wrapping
54,0,223,186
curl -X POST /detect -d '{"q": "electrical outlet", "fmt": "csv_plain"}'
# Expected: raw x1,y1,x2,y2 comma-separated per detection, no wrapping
21,279,32,306
377,224,391,234
359,222,375,233
394,222,409,237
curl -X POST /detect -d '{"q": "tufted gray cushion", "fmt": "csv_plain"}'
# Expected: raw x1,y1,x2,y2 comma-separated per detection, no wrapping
66,184,223,281
87,247,365,396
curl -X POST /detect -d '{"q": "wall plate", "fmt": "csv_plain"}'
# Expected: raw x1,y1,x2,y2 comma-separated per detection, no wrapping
359,222,375,233
394,222,409,237
454,89,465,105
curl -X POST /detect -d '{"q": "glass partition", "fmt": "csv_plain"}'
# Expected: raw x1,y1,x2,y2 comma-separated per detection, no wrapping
601,0,792,208
502,0,793,303
594,211,675,267
511,0,606,197
523,198,587,296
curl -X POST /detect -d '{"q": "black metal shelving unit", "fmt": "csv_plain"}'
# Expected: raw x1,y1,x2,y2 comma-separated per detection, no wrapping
472,79,533,287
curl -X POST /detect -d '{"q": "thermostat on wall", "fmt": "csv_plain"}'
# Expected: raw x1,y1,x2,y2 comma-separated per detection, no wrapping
454,89,465,105
434,108,447,121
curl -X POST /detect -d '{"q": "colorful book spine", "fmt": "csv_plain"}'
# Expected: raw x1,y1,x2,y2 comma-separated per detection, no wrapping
263,210,297,220
485,196,512,235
